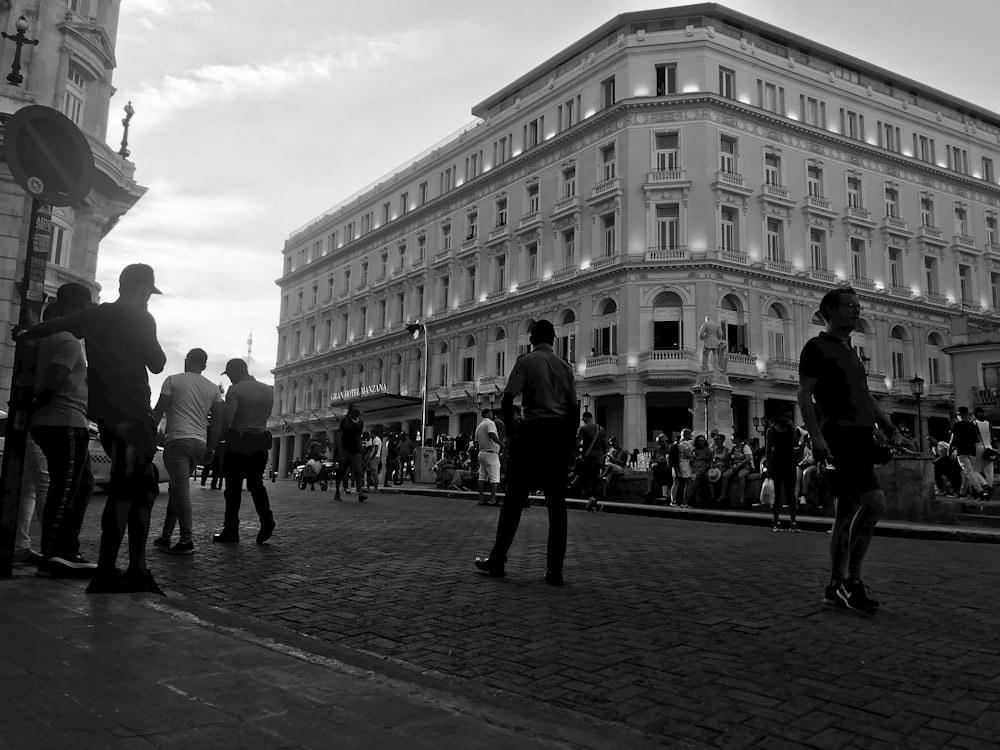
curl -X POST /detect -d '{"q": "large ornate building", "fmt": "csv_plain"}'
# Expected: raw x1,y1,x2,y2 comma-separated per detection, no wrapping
0,0,145,404
270,3,1000,474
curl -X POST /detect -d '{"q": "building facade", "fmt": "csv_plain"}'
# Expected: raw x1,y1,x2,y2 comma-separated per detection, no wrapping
0,0,145,403
270,3,1000,474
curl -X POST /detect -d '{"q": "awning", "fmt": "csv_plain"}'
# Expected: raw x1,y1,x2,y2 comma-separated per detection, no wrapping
330,392,422,416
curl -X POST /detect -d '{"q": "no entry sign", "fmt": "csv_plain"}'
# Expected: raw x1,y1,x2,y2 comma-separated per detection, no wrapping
4,104,94,206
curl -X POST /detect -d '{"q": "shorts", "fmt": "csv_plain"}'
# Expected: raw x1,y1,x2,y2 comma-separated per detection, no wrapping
823,426,881,499
478,451,500,484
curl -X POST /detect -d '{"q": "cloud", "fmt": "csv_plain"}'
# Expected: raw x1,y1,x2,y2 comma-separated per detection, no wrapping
124,0,213,16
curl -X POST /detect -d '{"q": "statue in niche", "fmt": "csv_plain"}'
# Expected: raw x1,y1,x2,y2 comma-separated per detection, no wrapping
699,316,727,372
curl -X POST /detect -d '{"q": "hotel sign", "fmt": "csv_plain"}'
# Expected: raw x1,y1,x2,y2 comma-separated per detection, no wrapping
330,382,387,404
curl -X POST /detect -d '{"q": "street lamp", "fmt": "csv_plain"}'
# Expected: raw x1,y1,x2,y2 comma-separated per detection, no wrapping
861,355,871,376
582,392,591,415
119,101,135,158
476,391,484,412
910,375,925,448
2,16,38,87
699,381,711,435
752,416,769,435
405,321,428,442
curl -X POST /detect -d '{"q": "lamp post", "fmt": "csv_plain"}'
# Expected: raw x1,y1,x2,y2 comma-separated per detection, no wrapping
752,416,768,435
405,321,428,443
699,381,711,435
476,391,484,412
118,101,135,158
910,375,925,449
582,392,591,418
2,16,38,87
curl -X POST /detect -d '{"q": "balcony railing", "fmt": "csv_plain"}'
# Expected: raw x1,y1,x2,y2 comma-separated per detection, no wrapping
889,285,912,297
808,266,835,283
917,224,943,241
646,247,690,261
926,292,948,305
488,224,510,242
553,266,576,281
767,357,799,375
804,194,833,211
987,242,1000,257
589,253,621,271
638,348,698,373
518,278,541,293
719,250,749,265
591,177,620,197
761,183,789,200
867,372,888,394
551,194,579,214
883,215,909,232
845,205,872,222
726,353,760,378
952,233,978,250
479,374,506,388
850,275,876,291
714,170,747,189
518,211,540,229
929,381,954,398
763,258,793,274
585,354,619,368
646,169,687,184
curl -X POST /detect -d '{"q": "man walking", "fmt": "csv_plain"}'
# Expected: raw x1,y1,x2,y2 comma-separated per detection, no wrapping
475,320,577,585
20,265,167,594
27,283,96,577
951,407,990,500
213,359,276,544
972,407,994,494
152,348,224,554
339,404,367,502
576,411,606,508
799,286,901,614
475,408,502,506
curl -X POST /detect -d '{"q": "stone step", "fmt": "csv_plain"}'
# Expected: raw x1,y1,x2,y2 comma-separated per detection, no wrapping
958,501,1000,516
957,513,1000,528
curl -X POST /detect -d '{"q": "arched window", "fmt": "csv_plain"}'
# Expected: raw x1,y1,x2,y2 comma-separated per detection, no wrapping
719,294,747,353
436,342,450,386
652,292,682,351
556,309,577,362
926,332,947,384
764,303,793,361
518,318,536,357
460,336,476,382
356,362,365,389
849,320,872,374
490,327,508,376
594,300,618,356
890,326,908,379
809,310,826,341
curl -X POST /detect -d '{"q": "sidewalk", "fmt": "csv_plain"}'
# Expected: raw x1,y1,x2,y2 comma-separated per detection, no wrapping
378,482,1000,544
0,570,664,750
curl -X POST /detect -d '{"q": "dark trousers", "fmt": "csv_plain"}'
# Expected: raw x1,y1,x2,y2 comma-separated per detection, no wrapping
30,425,93,559
222,441,272,530
490,418,573,574
934,457,961,494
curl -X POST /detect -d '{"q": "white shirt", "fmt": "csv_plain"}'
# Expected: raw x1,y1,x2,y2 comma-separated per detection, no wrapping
161,372,223,443
974,418,992,447
475,418,499,452
372,435,382,459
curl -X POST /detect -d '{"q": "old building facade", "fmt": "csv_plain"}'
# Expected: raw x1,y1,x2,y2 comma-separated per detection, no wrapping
271,4,1000,473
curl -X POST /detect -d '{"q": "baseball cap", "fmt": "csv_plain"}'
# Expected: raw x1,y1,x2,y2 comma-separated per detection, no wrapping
119,263,161,294
222,358,249,378
56,282,94,309
186,348,208,366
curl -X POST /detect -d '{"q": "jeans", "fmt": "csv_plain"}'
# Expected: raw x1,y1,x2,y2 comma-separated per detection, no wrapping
161,438,205,544
222,431,272,531
16,435,49,552
30,426,92,558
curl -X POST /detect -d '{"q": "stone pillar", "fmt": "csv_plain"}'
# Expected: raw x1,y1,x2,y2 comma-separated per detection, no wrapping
693,371,734,437
292,433,307,464
624,377,645,449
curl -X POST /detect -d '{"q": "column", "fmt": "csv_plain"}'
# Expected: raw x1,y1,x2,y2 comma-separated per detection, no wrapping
277,434,291,478
623,381,645,449
292,433,307,463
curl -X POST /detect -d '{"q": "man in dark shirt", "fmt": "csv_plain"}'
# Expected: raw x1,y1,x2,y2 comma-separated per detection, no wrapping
20,264,167,594
475,320,577,586
339,404,367,502
950,407,989,499
799,286,901,614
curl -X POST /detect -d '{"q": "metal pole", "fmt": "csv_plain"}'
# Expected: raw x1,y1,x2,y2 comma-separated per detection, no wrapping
915,395,923,450
421,323,429,444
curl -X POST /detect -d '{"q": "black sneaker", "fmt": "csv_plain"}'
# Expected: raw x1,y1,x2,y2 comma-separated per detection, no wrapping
121,569,165,595
86,569,125,593
213,529,239,543
544,571,564,586
166,541,195,555
334,493,342,501
474,556,505,578
358,495,368,503
46,555,98,578
823,583,845,608
256,518,276,545
153,536,171,550
836,578,879,613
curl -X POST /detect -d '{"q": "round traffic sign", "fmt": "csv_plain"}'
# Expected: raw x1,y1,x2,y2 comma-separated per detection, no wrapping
4,105,94,206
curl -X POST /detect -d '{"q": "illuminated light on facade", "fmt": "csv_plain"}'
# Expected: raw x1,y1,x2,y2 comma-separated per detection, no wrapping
626,354,639,368
902,148,913,158
682,83,700,93
738,95,752,104
579,260,591,271
633,84,651,97
584,108,597,118
874,280,884,290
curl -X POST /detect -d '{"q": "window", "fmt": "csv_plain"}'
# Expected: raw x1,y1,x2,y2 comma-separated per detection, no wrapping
326,276,333,299
416,235,425,261
720,206,738,252
888,247,902,288
983,157,995,183
800,95,825,127
840,108,865,141
601,213,616,256
380,251,388,278
465,265,477,302
495,196,507,227
600,143,617,181
718,67,735,99
418,181,428,205
558,95,581,131
892,351,905,379
382,202,391,224
343,268,351,294
359,261,368,285
878,121,901,153
806,165,823,197
656,204,680,250
63,67,86,126
415,285,424,317
49,223,69,266
562,166,577,197
377,300,387,330
440,166,455,193
850,237,866,278
462,356,475,383
954,206,968,236
344,221,355,242
495,255,507,292
884,187,899,218
757,80,784,114
399,192,409,215
654,132,679,170
526,243,538,281
809,228,827,269
947,145,969,174
523,116,543,150
847,176,862,208
527,183,539,213
438,274,450,310
361,212,372,235
652,295,680,351
988,215,998,245
992,272,1000,309
764,153,781,185
914,134,936,163
493,134,512,165
562,228,576,269
466,212,478,240
765,218,784,261
655,63,677,96
925,256,939,295
442,224,452,251
465,150,482,181
594,301,619,356
959,264,973,302
359,305,368,336
719,135,738,173
835,65,862,84
920,196,935,227
601,76,616,108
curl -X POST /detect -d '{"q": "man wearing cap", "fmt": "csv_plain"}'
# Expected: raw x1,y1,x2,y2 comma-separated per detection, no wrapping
23,283,96,576
214,358,276,544
151,348,224,555
475,319,577,586
19,264,167,593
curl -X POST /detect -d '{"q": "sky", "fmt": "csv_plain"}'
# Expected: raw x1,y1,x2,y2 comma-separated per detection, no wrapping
98,0,1000,397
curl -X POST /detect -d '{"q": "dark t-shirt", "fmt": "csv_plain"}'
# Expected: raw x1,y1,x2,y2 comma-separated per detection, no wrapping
64,301,165,422
799,332,875,431
577,423,606,464
952,420,981,456
766,426,798,470
339,417,364,455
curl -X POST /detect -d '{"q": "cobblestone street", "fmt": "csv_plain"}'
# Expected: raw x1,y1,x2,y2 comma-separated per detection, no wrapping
44,479,997,748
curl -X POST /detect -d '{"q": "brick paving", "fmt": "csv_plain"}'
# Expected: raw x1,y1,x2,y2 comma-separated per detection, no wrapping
16,481,1000,747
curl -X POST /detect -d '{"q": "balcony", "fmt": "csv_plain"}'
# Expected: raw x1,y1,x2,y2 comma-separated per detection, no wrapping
718,250,750,266
763,258,793,275
637,348,699,377
767,357,799,381
988,242,1000,259
808,266,835,283
951,233,980,255
486,289,507,302
518,278,541,293
517,211,542,234
844,205,874,226
553,266,576,281
726,353,760,379
449,381,478,401
889,285,912,298
917,224,946,245
590,177,621,199
478,374,506,389
867,372,889,394
761,182,792,202
584,354,619,380
434,249,451,264
486,223,511,245
645,247,690,262
551,194,580,217
926,292,948,305
850,275,876,291
881,215,912,238
929,381,954,400
645,169,688,186
589,253,622,271
713,170,753,196
373,273,387,287
803,194,836,216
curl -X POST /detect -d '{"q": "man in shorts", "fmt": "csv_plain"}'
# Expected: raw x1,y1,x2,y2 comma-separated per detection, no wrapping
799,286,902,613
475,409,502,506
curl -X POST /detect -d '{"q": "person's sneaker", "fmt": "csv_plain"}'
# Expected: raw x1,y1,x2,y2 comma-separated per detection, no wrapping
12,548,42,564
212,529,239,543
47,554,98,578
256,518,276,545
835,578,879,614
152,536,171,550
789,522,801,533
86,569,124,593
823,583,846,608
544,570,564,586
358,495,368,503
166,541,195,555
772,523,783,532
474,556,505,578
121,569,165,596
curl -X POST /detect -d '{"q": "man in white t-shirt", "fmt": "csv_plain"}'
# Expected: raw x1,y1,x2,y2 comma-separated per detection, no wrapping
475,409,502,506
370,428,384,490
152,348,224,554
973,407,995,490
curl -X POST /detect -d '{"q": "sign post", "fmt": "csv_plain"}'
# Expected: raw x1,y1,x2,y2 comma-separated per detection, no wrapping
0,105,94,578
